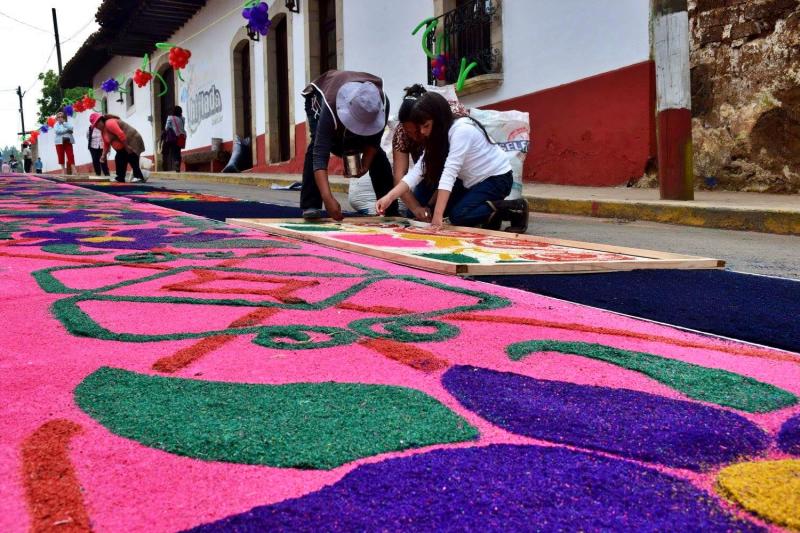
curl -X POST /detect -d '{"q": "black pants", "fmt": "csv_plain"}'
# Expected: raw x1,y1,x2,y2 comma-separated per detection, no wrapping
163,141,181,171
23,159,32,173
115,150,143,182
300,93,397,215
89,147,110,176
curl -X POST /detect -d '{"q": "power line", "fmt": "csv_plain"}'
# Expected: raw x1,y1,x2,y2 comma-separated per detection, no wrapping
60,17,95,44
23,45,56,94
0,9,51,34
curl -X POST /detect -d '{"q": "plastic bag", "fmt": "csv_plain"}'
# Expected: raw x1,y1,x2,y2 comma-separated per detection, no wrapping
468,108,530,200
347,175,377,215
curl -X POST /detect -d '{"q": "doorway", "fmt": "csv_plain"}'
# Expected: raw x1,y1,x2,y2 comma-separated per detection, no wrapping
153,65,175,170
267,14,291,162
232,40,254,169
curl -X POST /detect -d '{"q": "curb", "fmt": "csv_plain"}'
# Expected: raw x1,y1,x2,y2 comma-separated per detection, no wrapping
529,198,800,236
152,172,800,236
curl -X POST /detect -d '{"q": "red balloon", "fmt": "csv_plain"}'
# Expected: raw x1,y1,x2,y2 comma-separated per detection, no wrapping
82,95,96,110
169,46,191,70
133,68,153,88
47,116,56,127
73,99,85,113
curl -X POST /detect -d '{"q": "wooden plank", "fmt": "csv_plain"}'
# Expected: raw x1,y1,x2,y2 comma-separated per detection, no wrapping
226,217,724,276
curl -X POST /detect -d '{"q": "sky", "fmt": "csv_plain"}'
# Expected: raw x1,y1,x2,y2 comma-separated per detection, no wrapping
0,0,102,148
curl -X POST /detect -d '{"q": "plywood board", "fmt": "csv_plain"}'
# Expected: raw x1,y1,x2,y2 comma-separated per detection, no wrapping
227,217,724,276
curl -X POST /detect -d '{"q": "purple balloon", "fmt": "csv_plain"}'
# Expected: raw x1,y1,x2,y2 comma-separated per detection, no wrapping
101,78,120,93
242,1,271,35
40,125,49,133
63,105,74,117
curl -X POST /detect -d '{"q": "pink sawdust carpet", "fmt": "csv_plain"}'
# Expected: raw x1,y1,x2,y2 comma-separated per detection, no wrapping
1,175,799,532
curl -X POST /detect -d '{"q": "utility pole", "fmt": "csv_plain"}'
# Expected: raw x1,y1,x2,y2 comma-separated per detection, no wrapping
651,0,694,200
52,8,63,76
16,86,26,139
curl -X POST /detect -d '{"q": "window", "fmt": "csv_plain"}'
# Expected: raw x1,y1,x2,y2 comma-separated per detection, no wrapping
428,0,501,87
125,79,135,109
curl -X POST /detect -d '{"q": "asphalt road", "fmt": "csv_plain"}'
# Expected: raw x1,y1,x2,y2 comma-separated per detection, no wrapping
148,176,800,280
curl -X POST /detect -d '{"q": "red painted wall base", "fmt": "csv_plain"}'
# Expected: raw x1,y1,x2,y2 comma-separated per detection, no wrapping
486,61,656,186
108,62,655,187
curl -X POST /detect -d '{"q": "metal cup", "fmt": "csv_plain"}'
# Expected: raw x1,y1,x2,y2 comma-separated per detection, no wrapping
343,151,362,178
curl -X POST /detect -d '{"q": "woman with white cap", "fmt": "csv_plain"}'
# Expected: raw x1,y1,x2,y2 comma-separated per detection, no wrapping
300,70,396,220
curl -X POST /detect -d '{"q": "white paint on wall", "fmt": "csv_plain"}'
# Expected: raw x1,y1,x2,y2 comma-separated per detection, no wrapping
653,11,692,111
341,0,434,108
40,0,651,172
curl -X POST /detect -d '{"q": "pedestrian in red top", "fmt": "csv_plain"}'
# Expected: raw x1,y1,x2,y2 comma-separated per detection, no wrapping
89,112,147,183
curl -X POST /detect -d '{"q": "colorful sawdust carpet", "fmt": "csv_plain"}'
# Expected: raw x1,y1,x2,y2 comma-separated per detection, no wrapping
1,175,799,531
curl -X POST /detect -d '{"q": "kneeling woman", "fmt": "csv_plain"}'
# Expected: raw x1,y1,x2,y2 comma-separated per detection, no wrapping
376,92,527,232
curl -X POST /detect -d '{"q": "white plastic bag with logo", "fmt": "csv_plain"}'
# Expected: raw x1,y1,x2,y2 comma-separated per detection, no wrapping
468,108,530,200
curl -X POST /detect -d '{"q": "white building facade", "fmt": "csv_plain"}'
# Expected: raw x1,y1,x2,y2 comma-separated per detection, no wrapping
46,0,654,186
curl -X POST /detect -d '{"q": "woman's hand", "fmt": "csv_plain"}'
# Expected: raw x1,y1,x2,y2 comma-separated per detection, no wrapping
99,155,106,163
430,213,444,231
375,195,393,216
411,205,431,222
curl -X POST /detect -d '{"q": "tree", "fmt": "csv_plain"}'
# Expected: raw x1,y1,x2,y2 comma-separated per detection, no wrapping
36,70,91,124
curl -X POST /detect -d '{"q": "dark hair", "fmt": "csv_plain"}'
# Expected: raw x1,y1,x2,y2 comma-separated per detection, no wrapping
408,92,453,187
172,105,183,117
398,84,427,122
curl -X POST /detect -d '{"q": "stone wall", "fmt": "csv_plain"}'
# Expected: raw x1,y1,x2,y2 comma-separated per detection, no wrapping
690,0,800,192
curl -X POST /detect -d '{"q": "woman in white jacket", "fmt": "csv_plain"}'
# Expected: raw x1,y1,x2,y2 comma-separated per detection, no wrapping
376,92,528,232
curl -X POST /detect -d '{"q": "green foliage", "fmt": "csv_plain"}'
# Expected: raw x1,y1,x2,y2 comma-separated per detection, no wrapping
36,69,90,124
1,146,21,160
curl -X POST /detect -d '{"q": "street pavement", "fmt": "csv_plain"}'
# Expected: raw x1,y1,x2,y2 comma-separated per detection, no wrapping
145,175,800,280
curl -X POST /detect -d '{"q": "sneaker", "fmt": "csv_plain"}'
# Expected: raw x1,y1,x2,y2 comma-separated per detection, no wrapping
302,208,323,220
504,199,529,234
114,178,125,183
131,177,146,183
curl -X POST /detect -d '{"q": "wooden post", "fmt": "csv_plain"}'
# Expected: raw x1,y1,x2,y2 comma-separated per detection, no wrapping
652,0,694,200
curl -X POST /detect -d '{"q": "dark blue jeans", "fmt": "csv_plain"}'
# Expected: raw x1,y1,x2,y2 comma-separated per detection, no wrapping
413,171,513,227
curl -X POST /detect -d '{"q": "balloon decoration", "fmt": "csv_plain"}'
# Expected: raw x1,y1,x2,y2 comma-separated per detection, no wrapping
133,68,153,88
431,54,447,81
82,94,96,110
157,42,191,81
456,57,478,92
242,1,271,36
412,17,480,91
101,77,121,93
411,17,438,60
30,40,193,142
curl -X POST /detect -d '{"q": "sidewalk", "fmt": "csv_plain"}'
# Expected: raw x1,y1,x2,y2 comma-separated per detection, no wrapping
150,171,800,236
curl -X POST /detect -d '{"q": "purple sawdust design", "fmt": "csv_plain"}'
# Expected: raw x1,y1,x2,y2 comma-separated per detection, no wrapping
187,444,761,532
778,414,800,455
442,366,769,471
20,227,248,251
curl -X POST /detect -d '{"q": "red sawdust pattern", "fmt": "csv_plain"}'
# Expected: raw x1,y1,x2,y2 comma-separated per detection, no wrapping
0,251,105,265
21,420,91,533
162,269,318,303
446,313,799,364
336,302,411,315
152,307,280,373
359,338,449,372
